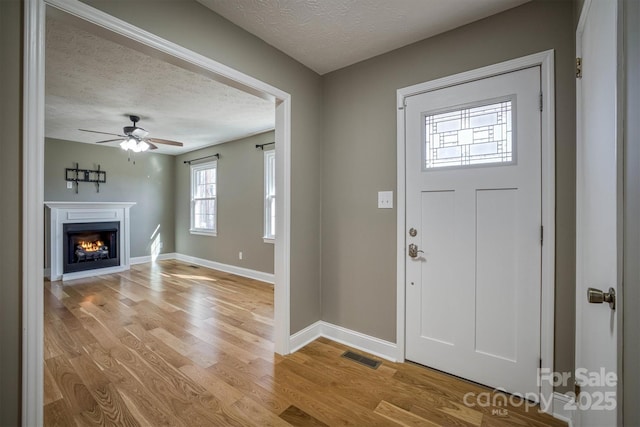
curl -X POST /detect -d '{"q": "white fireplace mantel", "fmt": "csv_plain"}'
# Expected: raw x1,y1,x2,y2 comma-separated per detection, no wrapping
45,201,136,281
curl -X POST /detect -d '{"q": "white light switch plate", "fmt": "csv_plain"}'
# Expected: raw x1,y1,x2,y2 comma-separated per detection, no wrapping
66,182,73,189
378,191,393,209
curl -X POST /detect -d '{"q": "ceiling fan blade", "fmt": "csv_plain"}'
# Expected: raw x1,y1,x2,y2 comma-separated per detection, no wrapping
79,129,125,137
146,141,159,150
94,138,123,144
147,137,184,147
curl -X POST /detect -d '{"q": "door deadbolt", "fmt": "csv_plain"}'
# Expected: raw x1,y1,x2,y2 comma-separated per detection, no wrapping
587,287,616,310
409,228,417,237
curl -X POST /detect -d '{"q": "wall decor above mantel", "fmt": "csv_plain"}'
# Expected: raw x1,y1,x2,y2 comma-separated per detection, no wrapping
65,162,106,193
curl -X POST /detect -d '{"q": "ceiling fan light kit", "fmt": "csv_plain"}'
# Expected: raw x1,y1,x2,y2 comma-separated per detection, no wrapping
79,115,184,155
120,137,150,152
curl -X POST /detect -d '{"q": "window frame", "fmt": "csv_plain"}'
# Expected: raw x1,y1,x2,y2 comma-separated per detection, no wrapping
190,160,218,236
263,150,276,243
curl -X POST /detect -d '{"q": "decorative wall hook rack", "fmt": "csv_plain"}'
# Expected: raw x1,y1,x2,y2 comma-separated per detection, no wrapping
65,163,107,193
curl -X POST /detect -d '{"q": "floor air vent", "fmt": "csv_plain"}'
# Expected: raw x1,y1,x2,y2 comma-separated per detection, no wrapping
341,350,381,369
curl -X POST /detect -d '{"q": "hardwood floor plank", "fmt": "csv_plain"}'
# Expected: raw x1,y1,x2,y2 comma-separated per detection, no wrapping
43,399,77,427
44,361,64,405
374,400,438,426
68,354,140,426
279,405,329,427
44,260,565,427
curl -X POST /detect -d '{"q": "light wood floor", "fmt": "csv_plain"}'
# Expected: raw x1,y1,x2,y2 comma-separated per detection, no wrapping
44,260,566,426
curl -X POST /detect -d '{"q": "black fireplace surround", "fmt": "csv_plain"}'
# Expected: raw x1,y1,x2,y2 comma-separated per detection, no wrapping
63,221,120,274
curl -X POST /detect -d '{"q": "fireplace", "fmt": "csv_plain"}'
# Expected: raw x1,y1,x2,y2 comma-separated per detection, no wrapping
46,201,135,281
63,222,120,273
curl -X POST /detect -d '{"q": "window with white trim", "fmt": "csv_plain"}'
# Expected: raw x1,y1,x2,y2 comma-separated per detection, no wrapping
264,150,275,241
190,160,217,235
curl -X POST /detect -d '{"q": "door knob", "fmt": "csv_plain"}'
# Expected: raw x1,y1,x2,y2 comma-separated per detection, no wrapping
408,243,424,259
587,287,616,310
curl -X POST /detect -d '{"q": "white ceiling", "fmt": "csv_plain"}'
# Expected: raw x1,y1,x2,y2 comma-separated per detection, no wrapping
45,16,276,155
196,0,530,75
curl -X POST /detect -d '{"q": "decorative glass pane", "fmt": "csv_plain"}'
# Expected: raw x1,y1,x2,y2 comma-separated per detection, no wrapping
425,100,513,169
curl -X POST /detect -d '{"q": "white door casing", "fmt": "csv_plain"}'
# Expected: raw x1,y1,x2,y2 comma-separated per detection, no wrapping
397,51,555,413
575,0,621,425
404,66,542,397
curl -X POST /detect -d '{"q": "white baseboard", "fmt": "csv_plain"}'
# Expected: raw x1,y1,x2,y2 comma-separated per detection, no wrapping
130,252,176,265
289,320,399,362
174,253,274,284
289,321,323,353
552,392,575,426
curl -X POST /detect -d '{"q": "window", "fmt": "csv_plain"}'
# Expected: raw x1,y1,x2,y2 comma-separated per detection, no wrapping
190,160,217,236
424,98,514,169
264,150,276,242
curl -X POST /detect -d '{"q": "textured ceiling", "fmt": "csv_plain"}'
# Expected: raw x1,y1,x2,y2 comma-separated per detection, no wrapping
45,16,275,155
196,0,530,75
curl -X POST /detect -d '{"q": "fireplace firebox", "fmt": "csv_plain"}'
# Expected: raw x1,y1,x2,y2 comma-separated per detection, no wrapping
63,222,120,273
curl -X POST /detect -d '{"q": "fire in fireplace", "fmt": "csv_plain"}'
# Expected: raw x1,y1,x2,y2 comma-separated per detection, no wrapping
63,222,120,273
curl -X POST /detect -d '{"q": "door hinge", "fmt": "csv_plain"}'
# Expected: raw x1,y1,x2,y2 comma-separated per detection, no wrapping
540,225,544,245
575,383,581,395
539,91,543,112
539,358,542,369
398,98,407,110
576,57,583,79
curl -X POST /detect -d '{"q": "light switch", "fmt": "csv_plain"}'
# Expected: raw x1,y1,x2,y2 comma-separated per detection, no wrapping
378,191,393,209
66,182,73,189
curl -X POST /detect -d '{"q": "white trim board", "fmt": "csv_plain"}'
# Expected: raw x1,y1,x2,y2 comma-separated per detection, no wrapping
396,50,556,414
174,253,275,284
289,321,399,362
129,252,177,265
552,392,576,427
24,0,292,424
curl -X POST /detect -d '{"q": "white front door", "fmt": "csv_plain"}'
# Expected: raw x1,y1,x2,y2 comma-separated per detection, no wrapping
575,0,620,425
405,66,542,397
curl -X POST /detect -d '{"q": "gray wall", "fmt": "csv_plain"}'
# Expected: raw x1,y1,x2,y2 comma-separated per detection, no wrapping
44,138,176,259
80,0,323,333
624,0,639,424
320,0,576,391
0,0,22,424
175,132,275,274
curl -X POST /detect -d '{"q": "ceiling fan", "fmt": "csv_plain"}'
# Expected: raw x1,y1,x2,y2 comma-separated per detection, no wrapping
79,115,184,152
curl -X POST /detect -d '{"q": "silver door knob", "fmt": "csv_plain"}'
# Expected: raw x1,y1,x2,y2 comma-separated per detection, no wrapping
408,243,424,259
587,287,616,310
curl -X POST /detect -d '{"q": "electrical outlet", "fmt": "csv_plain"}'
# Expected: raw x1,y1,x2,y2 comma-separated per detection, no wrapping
378,191,393,209
66,181,73,189
239,251,243,260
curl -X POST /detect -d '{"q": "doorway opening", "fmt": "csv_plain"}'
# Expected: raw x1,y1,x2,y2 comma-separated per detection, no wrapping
23,0,292,423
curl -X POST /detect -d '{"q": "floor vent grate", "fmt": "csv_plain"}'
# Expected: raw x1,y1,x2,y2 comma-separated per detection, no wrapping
341,350,381,369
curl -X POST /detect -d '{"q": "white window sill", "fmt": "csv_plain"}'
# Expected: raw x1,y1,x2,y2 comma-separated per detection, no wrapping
190,229,217,237
263,237,275,244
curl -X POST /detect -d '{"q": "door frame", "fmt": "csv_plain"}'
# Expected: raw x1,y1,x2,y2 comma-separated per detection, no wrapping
396,50,555,412
23,0,292,424
575,0,625,424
